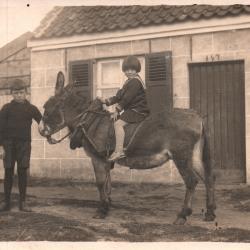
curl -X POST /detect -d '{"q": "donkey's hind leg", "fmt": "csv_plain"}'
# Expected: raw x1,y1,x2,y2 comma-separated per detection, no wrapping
92,157,112,219
204,169,216,221
202,133,216,221
193,161,216,221
173,158,199,225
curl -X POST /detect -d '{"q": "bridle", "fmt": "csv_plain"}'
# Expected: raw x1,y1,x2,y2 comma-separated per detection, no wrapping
47,109,109,145
44,87,109,144
44,85,83,144
45,109,87,145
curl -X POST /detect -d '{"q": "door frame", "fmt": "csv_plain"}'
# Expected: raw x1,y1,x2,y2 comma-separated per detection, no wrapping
188,59,246,183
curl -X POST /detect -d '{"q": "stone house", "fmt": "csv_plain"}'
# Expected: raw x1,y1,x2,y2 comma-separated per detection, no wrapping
27,5,250,183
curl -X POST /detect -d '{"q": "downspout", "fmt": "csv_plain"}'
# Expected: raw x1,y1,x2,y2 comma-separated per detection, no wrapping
64,48,68,73
189,35,193,62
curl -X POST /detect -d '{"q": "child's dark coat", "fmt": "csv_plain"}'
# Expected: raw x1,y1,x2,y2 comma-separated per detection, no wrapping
106,78,149,123
0,100,42,168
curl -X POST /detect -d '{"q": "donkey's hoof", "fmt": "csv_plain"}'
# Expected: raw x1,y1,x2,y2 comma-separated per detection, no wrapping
173,217,186,225
92,205,109,219
92,212,107,219
204,212,216,222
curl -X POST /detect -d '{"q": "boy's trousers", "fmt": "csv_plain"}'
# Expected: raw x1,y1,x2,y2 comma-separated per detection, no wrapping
2,139,31,202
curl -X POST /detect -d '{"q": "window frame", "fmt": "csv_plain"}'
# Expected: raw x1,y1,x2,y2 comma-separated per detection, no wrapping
95,56,146,99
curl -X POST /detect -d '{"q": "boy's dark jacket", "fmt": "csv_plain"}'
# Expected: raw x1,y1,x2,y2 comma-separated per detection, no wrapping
105,78,149,114
0,100,42,145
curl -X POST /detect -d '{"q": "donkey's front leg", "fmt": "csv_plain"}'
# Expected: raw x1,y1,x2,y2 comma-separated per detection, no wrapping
92,157,112,219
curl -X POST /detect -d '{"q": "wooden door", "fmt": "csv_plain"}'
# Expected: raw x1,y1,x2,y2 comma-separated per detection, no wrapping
189,60,246,183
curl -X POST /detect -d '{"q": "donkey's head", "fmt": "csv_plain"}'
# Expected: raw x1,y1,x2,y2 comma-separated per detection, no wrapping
39,72,89,137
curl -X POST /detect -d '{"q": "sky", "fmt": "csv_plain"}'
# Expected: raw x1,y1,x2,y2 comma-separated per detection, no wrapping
1,0,250,48
0,0,53,47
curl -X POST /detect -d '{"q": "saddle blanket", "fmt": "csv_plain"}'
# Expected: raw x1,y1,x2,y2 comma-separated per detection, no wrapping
70,119,143,152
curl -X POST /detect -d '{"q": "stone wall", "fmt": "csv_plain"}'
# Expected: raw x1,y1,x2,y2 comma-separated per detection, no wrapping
29,28,250,183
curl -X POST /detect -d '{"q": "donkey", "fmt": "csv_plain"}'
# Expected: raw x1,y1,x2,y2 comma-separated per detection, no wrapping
39,80,216,225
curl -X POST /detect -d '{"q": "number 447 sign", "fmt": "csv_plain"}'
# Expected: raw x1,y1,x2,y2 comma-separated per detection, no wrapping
206,54,220,61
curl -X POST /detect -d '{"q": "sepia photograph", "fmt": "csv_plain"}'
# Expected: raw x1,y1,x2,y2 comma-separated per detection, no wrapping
0,0,250,248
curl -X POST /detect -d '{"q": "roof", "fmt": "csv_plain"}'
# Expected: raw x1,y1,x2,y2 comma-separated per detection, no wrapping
0,32,33,63
32,5,250,40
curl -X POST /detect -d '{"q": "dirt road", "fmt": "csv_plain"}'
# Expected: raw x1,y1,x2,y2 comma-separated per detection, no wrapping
0,178,249,242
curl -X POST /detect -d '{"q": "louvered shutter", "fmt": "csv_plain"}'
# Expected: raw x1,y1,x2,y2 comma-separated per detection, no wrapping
69,60,93,105
145,52,172,114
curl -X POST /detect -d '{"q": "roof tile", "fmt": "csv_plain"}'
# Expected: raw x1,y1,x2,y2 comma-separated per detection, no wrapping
203,10,214,18
217,8,230,16
178,14,188,21
32,5,250,40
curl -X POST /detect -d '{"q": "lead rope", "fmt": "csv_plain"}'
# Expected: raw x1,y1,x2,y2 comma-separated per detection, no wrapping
47,131,72,144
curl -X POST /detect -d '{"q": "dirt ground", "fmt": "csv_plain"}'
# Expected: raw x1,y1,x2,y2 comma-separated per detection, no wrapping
0,177,250,242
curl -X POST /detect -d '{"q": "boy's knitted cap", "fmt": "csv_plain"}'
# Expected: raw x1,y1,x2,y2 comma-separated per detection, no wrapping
10,79,26,91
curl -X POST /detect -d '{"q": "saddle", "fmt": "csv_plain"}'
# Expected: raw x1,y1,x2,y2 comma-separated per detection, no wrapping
70,118,144,156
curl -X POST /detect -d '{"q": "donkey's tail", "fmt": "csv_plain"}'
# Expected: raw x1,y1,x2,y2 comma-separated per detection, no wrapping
202,122,215,180
202,122,210,173
201,122,217,217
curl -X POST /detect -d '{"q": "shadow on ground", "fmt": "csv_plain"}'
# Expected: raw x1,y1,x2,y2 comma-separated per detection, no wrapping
0,178,249,241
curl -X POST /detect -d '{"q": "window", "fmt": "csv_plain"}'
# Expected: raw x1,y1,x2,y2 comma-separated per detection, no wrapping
96,57,145,111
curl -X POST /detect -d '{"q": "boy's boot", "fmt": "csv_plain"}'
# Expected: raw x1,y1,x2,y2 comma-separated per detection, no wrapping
108,122,126,161
19,200,32,212
0,199,10,212
0,168,13,212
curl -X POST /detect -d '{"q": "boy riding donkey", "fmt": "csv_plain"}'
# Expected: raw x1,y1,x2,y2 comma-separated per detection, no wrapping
0,79,42,212
99,55,150,161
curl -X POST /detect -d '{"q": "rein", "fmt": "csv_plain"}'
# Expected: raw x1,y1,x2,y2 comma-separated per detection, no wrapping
46,105,110,145
47,131,72,144
46,111,87,144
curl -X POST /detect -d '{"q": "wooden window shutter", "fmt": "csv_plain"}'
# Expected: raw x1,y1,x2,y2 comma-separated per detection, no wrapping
69,60,93,104
70,60,92,87
145,51,172,114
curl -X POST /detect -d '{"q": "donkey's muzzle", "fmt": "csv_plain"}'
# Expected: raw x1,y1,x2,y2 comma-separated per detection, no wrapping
38,120,50,137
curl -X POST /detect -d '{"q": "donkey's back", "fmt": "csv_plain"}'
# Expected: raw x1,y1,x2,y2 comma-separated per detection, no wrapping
125,108,203,156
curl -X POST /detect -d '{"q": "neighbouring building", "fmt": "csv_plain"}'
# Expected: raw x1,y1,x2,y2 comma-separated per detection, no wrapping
0,32,33,103
0,31,33,177
27,5,250,183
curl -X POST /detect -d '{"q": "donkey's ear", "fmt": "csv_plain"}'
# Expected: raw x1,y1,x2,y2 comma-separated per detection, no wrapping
55,71,65,95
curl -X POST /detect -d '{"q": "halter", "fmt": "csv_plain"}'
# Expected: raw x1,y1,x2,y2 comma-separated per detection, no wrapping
46,93,109,145
46,111,87,144
45,84,84,144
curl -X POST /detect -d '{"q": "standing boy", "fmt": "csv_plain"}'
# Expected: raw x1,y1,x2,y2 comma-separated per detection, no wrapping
0,79,42,212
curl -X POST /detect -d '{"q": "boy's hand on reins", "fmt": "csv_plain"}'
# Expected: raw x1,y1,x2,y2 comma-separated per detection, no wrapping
111,111,119,121
0,146,5,160
97,96,106,104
